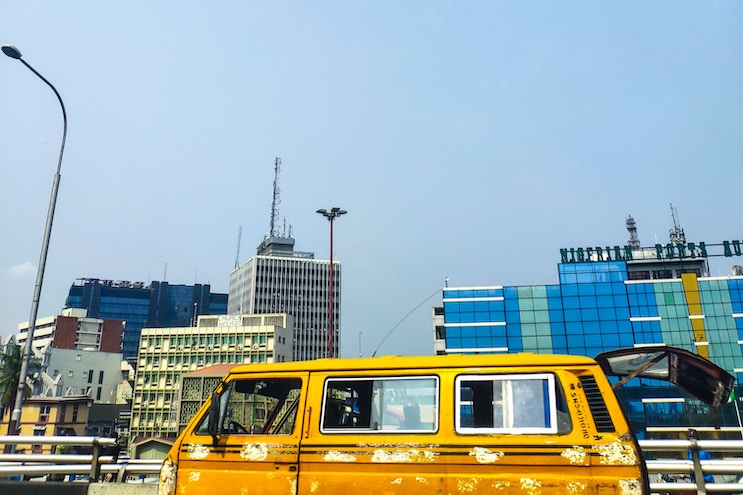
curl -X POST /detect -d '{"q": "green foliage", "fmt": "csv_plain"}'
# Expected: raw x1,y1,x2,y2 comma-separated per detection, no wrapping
0,345,29,412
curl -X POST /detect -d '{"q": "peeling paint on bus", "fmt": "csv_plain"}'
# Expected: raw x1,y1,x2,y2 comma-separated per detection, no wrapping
469,446,504,464
324,450,357,462
186,444,210,460
239,442,268,461
561,446,587,464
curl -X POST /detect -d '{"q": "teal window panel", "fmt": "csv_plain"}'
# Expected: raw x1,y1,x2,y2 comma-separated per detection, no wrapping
521,312,536,324
535,310,550,324
536,323,552,336
522,336,539,350
533,298,549,311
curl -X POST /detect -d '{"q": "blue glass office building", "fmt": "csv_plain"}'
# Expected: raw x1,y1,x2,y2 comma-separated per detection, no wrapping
65,279,228,361
440,255,743,438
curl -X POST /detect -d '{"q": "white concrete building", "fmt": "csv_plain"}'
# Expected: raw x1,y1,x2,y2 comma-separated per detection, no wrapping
229,236,341,360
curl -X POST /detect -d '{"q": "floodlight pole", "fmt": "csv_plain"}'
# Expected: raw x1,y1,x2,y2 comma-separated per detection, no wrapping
2,44,67,436
316,207,347,358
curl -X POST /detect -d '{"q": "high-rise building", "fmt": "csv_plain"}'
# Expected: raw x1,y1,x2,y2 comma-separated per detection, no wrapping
229,236,341,361
65,279,228,361
436,235,743,439
129,313,293,440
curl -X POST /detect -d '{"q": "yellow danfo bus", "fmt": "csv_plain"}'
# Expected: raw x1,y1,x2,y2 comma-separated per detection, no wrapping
159,352,676,495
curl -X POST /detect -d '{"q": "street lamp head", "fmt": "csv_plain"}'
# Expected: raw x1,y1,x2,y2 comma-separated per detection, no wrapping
317,207,348,221
2,44,22,59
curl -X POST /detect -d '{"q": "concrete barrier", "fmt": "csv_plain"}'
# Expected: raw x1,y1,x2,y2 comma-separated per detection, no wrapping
88,483,158,495
0,481,157,495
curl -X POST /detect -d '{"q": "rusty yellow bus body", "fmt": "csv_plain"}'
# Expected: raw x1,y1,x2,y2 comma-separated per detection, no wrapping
160,353,648,495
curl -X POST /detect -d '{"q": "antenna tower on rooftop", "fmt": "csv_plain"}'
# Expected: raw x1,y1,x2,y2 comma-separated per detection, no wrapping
669,203,686,245
234,225,242,269
626,215,641,248
268,157,281,238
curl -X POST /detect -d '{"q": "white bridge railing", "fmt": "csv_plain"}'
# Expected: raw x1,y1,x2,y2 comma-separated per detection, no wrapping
641,439,743,494
0,435,162,482
2,435,743,493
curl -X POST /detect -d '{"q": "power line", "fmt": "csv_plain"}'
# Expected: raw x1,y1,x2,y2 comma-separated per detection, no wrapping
371,287,443,357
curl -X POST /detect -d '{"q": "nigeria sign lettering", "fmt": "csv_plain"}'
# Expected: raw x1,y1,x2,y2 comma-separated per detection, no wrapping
560,240,742,263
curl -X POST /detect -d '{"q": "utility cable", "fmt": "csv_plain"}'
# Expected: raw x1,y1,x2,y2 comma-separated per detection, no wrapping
371,287,443,357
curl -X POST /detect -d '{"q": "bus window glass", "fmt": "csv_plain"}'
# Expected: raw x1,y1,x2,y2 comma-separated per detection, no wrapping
322,376,438,433
456,373,566,434
195,378,302,435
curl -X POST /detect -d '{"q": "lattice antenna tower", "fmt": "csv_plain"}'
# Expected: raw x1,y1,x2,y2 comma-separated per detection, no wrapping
669,203,686,245
268,157,282,238
234,225,242,269
626,215,641,249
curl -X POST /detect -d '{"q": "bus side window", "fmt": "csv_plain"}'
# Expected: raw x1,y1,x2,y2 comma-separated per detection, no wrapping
456,373,568,434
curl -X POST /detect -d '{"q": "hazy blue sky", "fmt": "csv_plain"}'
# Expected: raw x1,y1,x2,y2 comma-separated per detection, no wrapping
1,2,741,357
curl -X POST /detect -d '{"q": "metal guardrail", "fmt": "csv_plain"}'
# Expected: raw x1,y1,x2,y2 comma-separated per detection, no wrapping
641,439,743,494
2,435,743,492
0,435,162,482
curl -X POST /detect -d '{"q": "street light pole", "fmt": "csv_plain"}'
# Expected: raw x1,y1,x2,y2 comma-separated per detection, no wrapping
316,207,347,358
2,44,67,435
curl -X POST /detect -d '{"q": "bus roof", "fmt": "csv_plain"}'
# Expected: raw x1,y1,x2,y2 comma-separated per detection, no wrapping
226,352,598,376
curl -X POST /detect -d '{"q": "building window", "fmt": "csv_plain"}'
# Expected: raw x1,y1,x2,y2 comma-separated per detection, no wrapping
87,369,94,384
72,405,79,422
98,370,104,384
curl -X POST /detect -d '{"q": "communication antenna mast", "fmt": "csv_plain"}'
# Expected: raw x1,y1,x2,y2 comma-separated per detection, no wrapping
268,157,282,238
669,203,686,245
626,215,641,248
234,225,242,269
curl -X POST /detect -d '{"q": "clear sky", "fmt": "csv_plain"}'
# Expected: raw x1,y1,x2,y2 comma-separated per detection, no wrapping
1,2,741,358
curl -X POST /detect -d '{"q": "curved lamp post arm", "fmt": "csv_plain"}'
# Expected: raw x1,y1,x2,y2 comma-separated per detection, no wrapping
3,44,67,435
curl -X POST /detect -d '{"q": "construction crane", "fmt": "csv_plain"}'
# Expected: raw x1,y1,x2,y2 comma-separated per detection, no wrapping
669,203,686,245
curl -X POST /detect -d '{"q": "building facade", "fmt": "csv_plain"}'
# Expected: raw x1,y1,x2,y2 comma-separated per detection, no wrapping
129,313,293,440
438,240,743,439
0,396,92,450
65,279,228,361
229,236,341,361
15,307,123,354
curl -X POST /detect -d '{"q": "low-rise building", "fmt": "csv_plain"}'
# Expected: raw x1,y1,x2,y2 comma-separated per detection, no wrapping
129,313,293,441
